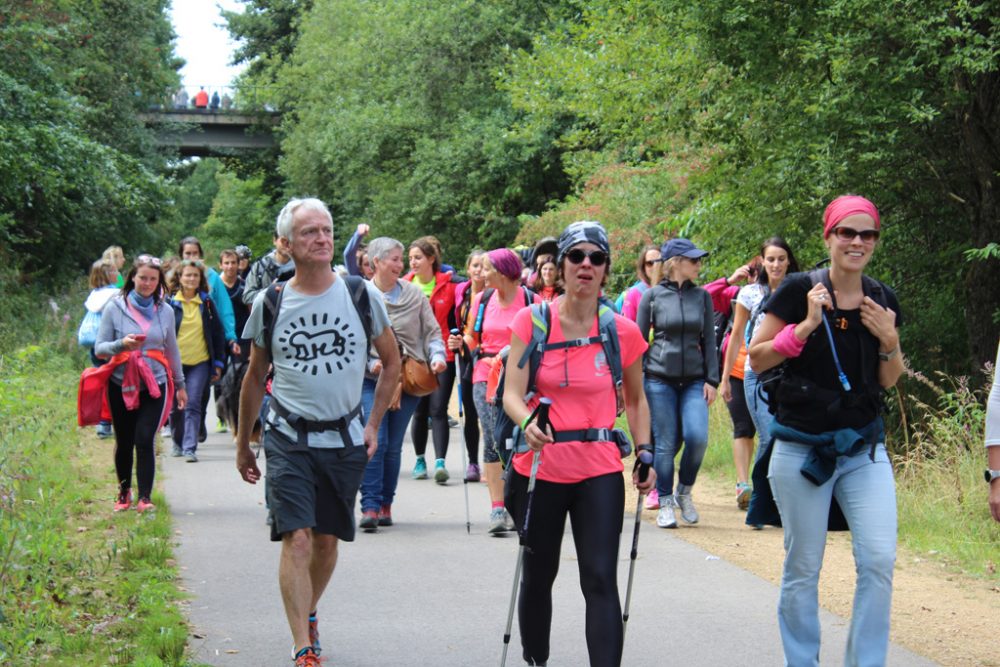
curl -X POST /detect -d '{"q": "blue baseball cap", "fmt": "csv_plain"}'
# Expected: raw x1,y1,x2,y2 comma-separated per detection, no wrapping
660,238,709,261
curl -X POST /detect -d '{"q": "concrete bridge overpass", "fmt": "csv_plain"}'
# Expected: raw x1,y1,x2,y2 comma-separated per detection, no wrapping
138,109,280,157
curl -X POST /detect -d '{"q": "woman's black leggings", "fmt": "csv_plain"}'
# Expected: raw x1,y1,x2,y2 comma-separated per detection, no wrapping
108,381,165,500
457,359,479,464
411,360,456,460
506,470,625,666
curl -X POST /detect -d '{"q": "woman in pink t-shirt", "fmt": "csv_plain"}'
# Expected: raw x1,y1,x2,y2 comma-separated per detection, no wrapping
463,248,537,535
503,221,655,667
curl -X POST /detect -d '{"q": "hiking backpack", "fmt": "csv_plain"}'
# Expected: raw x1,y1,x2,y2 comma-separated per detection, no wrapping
490,300,624,464
755,268,891,413
713,302,735,367
260,275,373,363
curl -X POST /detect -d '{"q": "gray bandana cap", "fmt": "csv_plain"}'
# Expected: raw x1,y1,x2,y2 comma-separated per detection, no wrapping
557,220,611,264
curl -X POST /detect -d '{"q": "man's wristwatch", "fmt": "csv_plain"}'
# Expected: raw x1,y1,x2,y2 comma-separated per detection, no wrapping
878,346,900,362
985,469,1000,484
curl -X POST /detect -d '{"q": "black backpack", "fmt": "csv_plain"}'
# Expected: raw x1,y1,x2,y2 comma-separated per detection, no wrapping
756,269,890,413
261,275,373,363
713,303,735,366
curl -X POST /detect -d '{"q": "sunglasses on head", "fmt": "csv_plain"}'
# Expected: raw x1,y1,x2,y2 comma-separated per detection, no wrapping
832,227,880,243
135,254,162,267
565,248,609,266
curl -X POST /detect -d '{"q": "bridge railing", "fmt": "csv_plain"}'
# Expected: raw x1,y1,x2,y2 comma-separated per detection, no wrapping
166,84,281,113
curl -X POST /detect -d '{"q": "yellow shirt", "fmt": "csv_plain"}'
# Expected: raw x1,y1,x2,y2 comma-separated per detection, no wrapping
175,292,209,365
412,274,435,298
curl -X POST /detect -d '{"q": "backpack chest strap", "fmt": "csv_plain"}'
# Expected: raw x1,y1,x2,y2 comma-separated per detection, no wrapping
541,333,606,351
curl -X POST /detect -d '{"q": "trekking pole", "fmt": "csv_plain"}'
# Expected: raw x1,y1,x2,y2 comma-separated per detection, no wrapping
500,398,551,667
622,443,653,642
452,329,472,534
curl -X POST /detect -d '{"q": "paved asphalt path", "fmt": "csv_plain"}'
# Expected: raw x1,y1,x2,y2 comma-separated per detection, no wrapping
163,404,938,666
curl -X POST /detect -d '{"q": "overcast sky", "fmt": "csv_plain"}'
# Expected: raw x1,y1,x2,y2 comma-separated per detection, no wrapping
170,0,246,92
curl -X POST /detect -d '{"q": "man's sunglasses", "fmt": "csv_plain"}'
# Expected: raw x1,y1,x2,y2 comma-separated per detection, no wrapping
565,249,609,266
832,227,880,243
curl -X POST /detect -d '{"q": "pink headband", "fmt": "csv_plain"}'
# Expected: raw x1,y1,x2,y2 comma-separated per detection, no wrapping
823,195,880,237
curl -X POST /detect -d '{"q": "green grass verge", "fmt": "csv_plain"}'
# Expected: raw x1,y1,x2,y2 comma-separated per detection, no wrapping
0,346,189,665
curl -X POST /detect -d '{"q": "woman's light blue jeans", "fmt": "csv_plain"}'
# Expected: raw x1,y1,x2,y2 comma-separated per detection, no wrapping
768,439,897,667
359,378,420,513
743,368,773,460
644,377,709,497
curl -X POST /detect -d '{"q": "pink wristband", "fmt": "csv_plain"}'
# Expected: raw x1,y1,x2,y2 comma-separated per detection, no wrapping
772,323,807,358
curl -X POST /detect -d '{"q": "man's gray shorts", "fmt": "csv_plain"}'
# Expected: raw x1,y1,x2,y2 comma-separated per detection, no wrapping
264,428,368,542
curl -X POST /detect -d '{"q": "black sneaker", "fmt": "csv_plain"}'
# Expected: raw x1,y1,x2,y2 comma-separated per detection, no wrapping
359,510,378,532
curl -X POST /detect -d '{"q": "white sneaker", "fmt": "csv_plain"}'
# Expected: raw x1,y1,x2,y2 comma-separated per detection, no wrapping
656,498,677,529
488,508,507,535
674,484,699,524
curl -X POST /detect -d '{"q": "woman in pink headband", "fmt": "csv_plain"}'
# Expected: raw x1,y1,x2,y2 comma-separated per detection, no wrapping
746,194,905,666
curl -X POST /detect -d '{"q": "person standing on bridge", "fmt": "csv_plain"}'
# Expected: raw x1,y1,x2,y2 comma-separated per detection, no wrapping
209,91,220,111
193,86,208,109
236,198,399,667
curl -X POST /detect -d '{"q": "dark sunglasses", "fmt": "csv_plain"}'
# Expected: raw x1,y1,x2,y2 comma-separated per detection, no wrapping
644,259,660,267
565,248,609,266
833,227,880,243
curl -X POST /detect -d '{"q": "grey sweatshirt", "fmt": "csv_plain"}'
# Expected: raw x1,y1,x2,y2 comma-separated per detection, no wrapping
636,280,719,387
94,295,186,390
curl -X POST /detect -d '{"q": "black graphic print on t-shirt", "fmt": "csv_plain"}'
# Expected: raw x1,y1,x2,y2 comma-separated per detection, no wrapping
277,312,361,375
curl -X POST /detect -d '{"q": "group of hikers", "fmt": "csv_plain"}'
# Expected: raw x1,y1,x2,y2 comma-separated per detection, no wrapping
77,193,1000,667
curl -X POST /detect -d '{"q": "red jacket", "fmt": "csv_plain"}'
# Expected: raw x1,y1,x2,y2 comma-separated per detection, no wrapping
404,271,458,362
78,349,174,427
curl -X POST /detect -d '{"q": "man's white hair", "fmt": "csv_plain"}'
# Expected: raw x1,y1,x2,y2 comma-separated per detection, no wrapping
275,197,332,242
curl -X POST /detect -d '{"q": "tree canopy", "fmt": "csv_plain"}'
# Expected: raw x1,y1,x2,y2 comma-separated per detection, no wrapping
231,0,572,256
0,0,181,282
500,0,1000,370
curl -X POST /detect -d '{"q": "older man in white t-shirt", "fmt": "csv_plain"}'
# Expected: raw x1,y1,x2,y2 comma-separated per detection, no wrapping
236,198,399,667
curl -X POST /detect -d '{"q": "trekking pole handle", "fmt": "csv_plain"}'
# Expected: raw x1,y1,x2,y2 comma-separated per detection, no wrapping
535,397,553,438
635,443,653,483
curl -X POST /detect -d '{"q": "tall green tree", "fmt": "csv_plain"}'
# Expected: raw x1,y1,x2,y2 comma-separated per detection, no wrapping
504,0,1000,371
0,0,179,282
268,0,571,262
